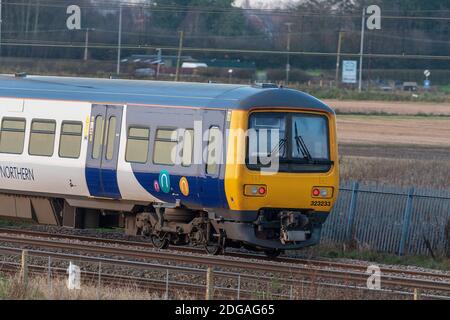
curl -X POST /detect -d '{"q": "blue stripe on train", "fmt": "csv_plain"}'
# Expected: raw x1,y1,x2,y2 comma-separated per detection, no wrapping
86,167,122,199
132,171,228,209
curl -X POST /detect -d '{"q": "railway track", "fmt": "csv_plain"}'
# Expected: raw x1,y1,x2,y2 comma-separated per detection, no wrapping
1,245,399,300
0,230,449,297
0,260,254,300
0,227,448,283
0,245,442,300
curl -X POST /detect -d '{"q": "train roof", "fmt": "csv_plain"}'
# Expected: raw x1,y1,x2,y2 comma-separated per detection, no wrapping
0,74,333,113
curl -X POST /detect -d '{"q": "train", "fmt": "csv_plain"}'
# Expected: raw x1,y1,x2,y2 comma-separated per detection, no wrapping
0,74,339,257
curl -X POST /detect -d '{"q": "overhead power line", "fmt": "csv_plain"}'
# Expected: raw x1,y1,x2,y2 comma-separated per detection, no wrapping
1,27,343,39
4,27,450,46
3,40,450,61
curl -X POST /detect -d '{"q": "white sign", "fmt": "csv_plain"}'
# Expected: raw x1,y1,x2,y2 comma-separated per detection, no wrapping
366,265,381,290
424,70,431,77
66,5,81,30
342,60,358,84
67,261,81,290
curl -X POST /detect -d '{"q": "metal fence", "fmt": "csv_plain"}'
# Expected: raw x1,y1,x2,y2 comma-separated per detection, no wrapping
322,182,450,257
1,248,392,300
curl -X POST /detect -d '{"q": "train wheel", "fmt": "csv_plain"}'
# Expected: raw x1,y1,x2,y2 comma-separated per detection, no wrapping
204,228,225,255
264,249,282,259
151,233,170,249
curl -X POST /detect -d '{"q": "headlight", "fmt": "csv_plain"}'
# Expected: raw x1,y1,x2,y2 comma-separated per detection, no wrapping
312,187,333,198
244,185,267,197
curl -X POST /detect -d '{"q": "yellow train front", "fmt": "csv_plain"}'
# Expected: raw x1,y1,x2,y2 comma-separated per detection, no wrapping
134,84,340,256
215,88,340,255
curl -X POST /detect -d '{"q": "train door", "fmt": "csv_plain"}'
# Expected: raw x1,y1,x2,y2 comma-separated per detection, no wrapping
200,109,227,208
86,104,123,199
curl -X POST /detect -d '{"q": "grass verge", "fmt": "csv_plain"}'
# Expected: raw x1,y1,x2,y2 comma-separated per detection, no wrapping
304,244,450,271
339,156,450,190
0,274,182,300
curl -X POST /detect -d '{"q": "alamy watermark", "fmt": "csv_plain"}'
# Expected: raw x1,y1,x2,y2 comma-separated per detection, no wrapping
66,5,81,30
366,5,382,30
166,122,284,175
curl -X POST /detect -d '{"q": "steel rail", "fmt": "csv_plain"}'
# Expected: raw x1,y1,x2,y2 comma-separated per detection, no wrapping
2,247,447,300
0,227,448,282
0,233,449,294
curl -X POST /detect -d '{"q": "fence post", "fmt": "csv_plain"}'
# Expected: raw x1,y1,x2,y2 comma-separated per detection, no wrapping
97,262,102,300
205,267,214,300
399,187,415,256
237,274,241,299
346,182,359,242
21,250,28,289
165,269,169,300
48,256,52,296
414,288,421,300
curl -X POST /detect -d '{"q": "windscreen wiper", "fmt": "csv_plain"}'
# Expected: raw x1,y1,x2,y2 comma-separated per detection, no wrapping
294,122,313,162
270,137,287,158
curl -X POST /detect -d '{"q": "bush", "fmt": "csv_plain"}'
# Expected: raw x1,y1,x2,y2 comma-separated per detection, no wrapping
197,67,255,80
266,69,312,83
366,69,450,86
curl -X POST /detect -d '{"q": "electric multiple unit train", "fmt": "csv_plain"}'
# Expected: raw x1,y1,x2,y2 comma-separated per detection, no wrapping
0,75,339,256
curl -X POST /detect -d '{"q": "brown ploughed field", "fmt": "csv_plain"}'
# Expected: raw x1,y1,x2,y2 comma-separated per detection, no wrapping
326,99,450,115
337,115,450,146
334,101,450,189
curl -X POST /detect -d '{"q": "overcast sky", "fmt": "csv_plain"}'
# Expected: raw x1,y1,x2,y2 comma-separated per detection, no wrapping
234,0,303,9
102,0,302,9
102,1,302,9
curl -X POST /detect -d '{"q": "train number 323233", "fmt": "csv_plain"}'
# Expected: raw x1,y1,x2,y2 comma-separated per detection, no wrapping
311,200,331,207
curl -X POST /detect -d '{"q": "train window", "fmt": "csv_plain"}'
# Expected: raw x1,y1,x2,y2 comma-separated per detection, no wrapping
0,118,26,154
126,127,150,163
181,129,194,167
29,119,56,157
105,116,117,160
247,112,331,173
206,126,222,175
59,121,83,159
248,113,287,160
153,129,177,165
291,115,329,160
92,116,104,159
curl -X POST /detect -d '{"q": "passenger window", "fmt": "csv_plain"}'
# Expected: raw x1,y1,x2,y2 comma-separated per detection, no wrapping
126,127,150,163
92,116,104,160
29,119,56,157
182,129,194,167
206,126,221,175
59,121,83,159
153,129,177,165
105,116,117,160
0,118,26,154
